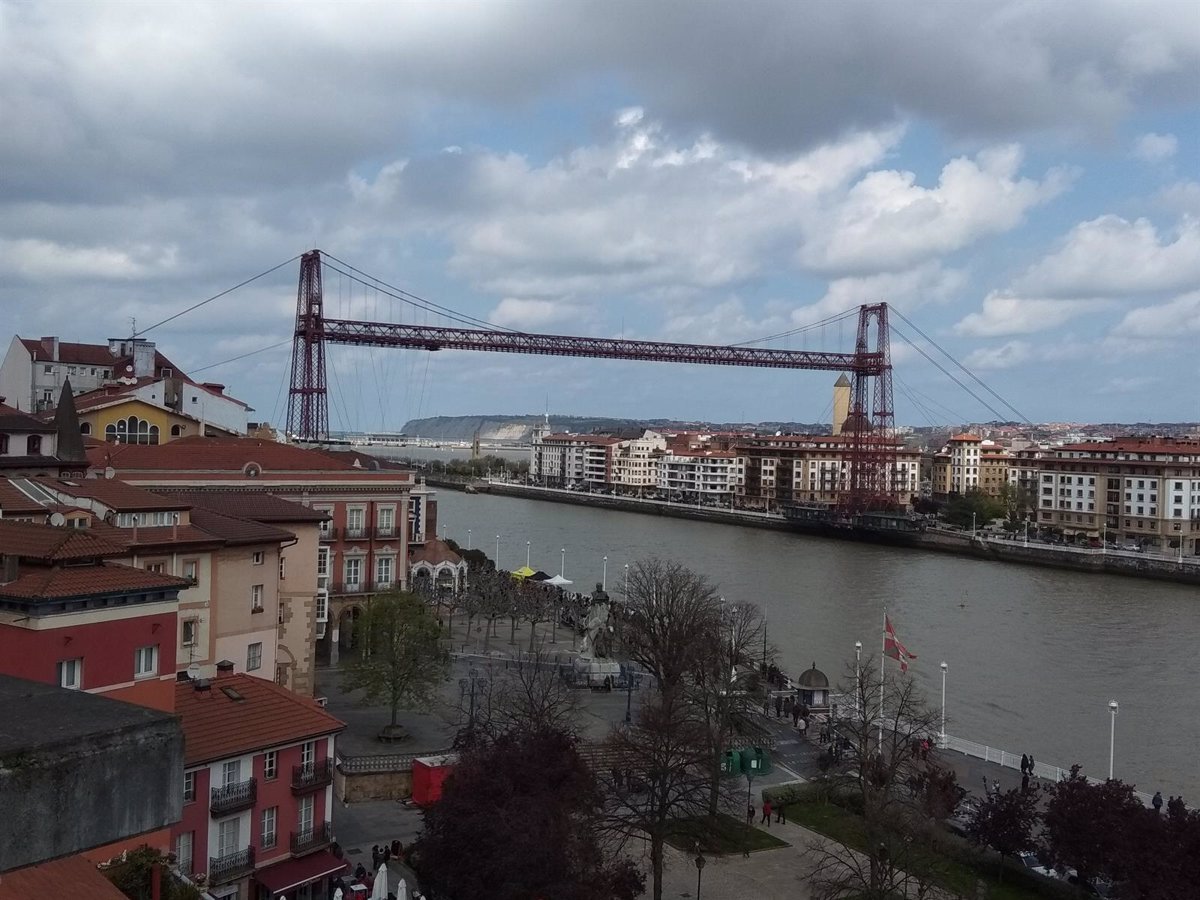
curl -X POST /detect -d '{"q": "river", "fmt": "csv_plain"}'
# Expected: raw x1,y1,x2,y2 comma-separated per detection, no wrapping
431,489,1200,797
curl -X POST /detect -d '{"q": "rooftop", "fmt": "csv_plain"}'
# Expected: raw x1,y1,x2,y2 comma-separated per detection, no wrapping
176,673,344,766
0,561,190,601
185,506,295,546
410,538,464,567
88,435,365,472
0,402,56,433
19,337,182,378
948,433,982,442
159,490,330,523
1056,438,1200,455
32,475,189,511
0,854,130,899
0,519,128,561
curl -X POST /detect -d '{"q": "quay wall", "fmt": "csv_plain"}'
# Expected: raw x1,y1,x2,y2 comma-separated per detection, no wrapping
480,482,1200,586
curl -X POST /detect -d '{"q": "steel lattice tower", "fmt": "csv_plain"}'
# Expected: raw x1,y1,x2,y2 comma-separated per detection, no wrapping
285,250,328,441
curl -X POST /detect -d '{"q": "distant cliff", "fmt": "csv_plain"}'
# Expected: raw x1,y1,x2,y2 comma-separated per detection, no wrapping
400,415,831,442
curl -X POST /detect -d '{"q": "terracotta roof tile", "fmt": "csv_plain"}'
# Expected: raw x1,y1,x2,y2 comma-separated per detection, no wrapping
89,436,362,472
1057,438,1200,454
0,519,128,560
0,480,46,515
87,520,224,551
0,402,56,431
0,560,190,600
948,433,982,442
0,854,130,900
33,476,190,511
177,673,344,766
409,538,464,567
18,337,183,377
186,507,295,545
159,490,330,523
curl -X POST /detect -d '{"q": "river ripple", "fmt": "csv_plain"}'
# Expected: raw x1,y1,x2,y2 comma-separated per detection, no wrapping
434,490,1200,797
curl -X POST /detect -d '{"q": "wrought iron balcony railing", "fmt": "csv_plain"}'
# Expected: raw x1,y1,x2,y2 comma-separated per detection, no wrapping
290,821,333,857
208,846,255,884
209,777,257,817
291,758,333,795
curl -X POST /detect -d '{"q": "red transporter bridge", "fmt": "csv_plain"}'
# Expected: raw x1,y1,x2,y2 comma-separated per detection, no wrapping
286,250,899,513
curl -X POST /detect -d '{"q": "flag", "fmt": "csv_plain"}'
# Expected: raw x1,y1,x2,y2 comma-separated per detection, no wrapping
884,615,917,673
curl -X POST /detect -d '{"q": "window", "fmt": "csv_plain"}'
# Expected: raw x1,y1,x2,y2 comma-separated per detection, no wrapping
183,771,196,803
181,618,198,647
263,750,278,780
183,559,198,584
315,591,328,623
26,435,42,455
344,557,361,589
378,506,395,535
134,645,158,678
43,364,53,374
298,794,314,833
222,760,242,787
251,584,264,613
247,642,262,671
176,831,193,874
252,550,264,566
57,658,82,690
170,424,184,437
279,556,286,580
376,556,393,588
261,806,277,850
0,434,6,454
79,422,91,435
347,507,365,536
317,547,330,580
316,509,333,538
300,741,315,771
217,818,240,858
145,561,164,574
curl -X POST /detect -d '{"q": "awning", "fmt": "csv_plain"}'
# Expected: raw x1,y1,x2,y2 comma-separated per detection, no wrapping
255,850,348,896
511,565,536,579
546,574,573,586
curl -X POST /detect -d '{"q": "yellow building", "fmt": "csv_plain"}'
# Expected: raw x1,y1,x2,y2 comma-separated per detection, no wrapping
980,450,1011,497
76,395,235,445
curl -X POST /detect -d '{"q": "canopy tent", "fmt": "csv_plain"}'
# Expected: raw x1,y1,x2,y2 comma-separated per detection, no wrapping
510,565,536,579
546,574,573,587
529,570,552,581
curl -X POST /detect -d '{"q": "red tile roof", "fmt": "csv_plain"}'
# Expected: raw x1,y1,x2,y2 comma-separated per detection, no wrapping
159,490,330,523
0,519,128,560
948,433,982,442
176,673,344,766
0,480,47,515
185,507,295,546
0,560,190,600
409,538,463,567
33,476,190,511
87,520,224,552
0,402,57,432
89,436,363,472
0,854,130,900
19,337,183,377
1056,438,1200,454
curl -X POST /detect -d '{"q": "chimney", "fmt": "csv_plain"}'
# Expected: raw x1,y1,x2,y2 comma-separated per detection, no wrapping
215,659,235,676
132,514,139,543
172,513,179,541
42,337,59,362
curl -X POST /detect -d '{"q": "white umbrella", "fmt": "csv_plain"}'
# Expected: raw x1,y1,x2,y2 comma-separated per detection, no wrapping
547,574,573,586
333,890,343,900
395,877,408,900
370,863,390,900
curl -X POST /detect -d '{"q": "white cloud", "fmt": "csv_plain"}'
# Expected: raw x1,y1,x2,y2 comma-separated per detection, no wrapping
1013,215,1200,299
790,262,968,328
1133,131,1178,164
1101,375,1160,394
954,292,1105,337
799,145,1070,275
489,297,589,330
964,340,1033,370
1113,290,1200,338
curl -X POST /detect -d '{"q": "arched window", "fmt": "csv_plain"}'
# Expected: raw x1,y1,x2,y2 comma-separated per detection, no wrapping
170,424,184,437
79,422,91,435
26,435,42,455
106,416,160,444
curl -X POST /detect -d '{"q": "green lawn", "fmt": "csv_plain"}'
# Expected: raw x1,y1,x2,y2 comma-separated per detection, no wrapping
666,813,790,855
784,798,1068,900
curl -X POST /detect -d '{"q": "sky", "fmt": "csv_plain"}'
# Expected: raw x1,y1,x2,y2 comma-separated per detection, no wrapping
2,0,1198,431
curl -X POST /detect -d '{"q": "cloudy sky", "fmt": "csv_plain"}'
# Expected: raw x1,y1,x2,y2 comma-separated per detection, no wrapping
3,1,1198,430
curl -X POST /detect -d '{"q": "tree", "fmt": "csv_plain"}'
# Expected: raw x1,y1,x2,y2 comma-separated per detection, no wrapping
341,591,449,736
806,659,947,900
451,647,582,748
102,847,202,900
600,689,714,900
414,728,642,900
941,489,1004,530
966,786,1040,874
1043,765,1144,884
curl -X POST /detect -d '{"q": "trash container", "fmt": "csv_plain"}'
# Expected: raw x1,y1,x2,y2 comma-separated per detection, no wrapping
719,749,742,776
739,747,772,776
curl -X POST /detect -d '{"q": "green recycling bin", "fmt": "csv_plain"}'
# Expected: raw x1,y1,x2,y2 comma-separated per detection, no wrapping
740,746,772,776
719,749,742,776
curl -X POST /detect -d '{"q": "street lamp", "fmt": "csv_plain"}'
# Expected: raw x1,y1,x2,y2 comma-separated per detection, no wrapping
495,535,501,568
467,529,472,551
526,540,531,568
940,662,948,747
560,547,566,578
623,563,629,601
854,641,862,720
602,556,608,590
1109,699,1119,779
694,852,706,900
971,511,977,538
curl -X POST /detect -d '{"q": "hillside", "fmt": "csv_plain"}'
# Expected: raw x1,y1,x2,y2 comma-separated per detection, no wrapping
400,414,831,442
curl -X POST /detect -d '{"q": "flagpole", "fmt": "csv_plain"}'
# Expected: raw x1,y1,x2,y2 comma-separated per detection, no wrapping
879,607,887,752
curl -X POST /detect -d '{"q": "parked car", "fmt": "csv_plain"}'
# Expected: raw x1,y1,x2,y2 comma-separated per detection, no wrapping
1122,542,1141,552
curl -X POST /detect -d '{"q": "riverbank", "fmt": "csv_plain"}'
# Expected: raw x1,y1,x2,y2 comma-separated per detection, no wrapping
469,481,1200,586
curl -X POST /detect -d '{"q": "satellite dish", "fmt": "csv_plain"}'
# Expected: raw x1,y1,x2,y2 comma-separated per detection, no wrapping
187,662,201,680
104,466,116,480
49,512,66,527
125,364,133,373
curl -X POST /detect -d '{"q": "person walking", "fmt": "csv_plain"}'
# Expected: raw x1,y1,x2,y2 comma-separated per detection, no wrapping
1020,753,1029,776
1153,791,1164,813
797,716,808,739
775,802,786,824
792,703,801,727
992,779,1001,796
1021,773,1030,794
1028,754,1035,775
747,803,755,826
982,776,990,797
784,695,794,721
774,694,783,718
761,799,773,825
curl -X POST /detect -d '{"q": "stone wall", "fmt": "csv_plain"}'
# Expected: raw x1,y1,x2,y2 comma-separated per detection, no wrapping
336,766,413,803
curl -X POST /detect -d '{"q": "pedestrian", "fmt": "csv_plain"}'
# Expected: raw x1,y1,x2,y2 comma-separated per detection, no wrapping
775,802,786,824
747,804,755,826
797,716,808,739
1153,791,1164,813
792,704,801,727
1028,754,1035,774
1021,773,1029,793
761,799,773,825
775,694,783,718
784,695,794,720
370,846,381,870
992,779,1000,796
1020,753,1029,776
982,776,990,796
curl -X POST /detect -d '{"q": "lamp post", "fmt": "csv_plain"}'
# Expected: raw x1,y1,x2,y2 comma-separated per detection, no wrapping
1109,699,1119,779
526,540,531,569
467,529,472,551
855,641,862,720
602,556,608,590
1023,520,1029,546
495,535,501,569
560,547,566,578
694,852,706,900
940,661,948,748
762,618,769,715
623,563,629,601
625,663,635,724
971,512,977,538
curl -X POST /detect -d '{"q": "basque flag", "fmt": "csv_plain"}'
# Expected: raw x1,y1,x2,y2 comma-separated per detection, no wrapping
884,615,917,673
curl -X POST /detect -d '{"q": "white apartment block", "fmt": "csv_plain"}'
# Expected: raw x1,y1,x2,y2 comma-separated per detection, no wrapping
658,451,744,499
947,433,982,493
611,432,666,491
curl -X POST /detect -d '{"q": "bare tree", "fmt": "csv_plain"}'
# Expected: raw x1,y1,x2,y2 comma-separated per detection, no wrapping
600,689,715,900
614,558,724,691
449,647,581,747
806,658,947,900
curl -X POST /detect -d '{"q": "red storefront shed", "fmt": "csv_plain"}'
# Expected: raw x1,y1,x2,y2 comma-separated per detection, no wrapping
411,753,457,805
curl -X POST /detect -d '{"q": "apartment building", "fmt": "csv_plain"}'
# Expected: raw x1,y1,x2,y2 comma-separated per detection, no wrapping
530,432,618,488
946,433,982,493
658,449,744,501
1034,438,1200,553
173,668,345,900
0,383,89,477
88,436,420,666
73,377,249,442
980,448,1011,497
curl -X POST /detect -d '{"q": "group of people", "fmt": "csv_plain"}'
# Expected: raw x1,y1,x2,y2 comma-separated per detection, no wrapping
1151,791,1188,817
772,692,811,733
747,798,786,828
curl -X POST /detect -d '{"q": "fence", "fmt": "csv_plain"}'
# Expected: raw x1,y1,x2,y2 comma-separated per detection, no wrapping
940,733,1155,807
336,751,449,774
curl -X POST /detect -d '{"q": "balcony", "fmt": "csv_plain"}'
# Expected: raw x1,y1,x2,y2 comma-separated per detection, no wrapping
208,846,255,884
290,821,333,857
374,526,397,539
210,777,257,817
332,581,368,595
319,528,335,542
343,526,369,540
291,758,333,795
